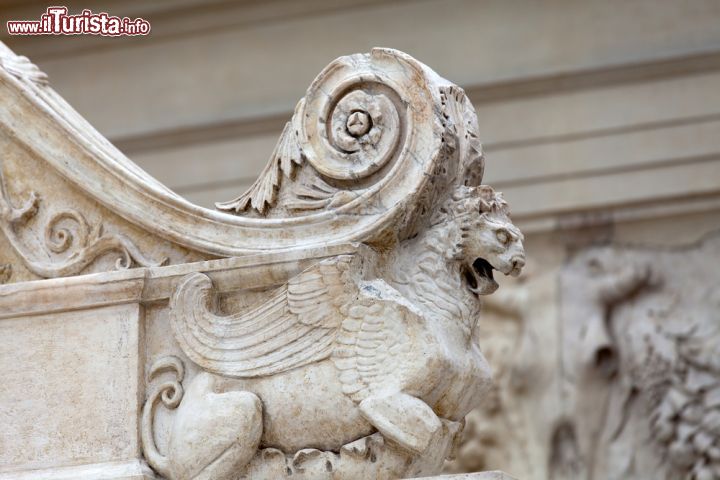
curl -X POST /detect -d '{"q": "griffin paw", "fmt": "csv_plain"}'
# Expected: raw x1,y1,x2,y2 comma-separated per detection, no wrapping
168,373,263,480
359,392,442,454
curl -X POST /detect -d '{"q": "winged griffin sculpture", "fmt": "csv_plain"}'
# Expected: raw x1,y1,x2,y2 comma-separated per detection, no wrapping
140,49,525,480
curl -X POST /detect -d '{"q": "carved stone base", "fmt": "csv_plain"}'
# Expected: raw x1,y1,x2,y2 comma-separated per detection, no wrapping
0,463,515,480
0,460,156,480
415,472,517,479
238,421,461,479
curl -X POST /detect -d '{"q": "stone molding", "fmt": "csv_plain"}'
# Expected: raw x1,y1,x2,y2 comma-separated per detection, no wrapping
0,243,358,319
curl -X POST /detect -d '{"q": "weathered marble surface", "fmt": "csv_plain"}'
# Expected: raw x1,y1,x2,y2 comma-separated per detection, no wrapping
0,43,521,480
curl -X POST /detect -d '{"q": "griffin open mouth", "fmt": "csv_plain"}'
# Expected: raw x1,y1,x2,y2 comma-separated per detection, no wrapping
462,258,499,296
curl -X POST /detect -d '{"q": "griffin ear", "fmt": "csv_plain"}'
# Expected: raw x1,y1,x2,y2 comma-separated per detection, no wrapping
476,185,496,213
451,185,470,201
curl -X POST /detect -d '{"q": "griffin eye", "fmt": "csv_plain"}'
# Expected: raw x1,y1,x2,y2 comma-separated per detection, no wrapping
496,229,510,245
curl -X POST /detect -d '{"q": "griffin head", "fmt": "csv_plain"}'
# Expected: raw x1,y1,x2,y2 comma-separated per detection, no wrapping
440,185,525,296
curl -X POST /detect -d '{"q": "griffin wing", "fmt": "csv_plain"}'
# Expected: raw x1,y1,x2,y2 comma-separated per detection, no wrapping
170,254,358,378
332,279,417,403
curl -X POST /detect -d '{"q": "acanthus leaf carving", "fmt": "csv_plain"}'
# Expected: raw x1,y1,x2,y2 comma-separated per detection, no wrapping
284,176,339,212
215,119,307,215
439,85,484,187
0,45,489,256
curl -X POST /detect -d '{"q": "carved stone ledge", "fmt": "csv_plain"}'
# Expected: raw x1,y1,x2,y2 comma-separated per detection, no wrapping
0,243,358,320
0,460,155,480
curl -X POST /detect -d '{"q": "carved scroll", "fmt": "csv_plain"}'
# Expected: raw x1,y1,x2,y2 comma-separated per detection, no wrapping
213,48,480,247
215,49,488,255
0,44,486,259
0,167,167,278
141,356,185,480
217,49,440,219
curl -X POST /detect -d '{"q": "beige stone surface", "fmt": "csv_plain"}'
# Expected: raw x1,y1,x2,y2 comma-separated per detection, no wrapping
0,304,143,472
0,461,155,480
3,2,720,479
0,43,524,480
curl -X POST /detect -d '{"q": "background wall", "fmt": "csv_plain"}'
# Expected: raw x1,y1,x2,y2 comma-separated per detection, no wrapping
4,0,720,229
4,1,720,479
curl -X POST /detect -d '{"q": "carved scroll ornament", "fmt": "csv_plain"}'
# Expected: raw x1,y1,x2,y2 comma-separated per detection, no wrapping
215,49,481,226
0,46,483,259
0,42,523,478
0,169,167,278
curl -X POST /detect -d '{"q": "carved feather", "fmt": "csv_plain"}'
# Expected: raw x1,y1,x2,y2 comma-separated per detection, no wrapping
215,122,304,215
170,255,358,378
170,251,418,407
332,279,413,403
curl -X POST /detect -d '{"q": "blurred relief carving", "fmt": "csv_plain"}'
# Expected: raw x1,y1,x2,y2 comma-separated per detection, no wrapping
449,232,720,480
